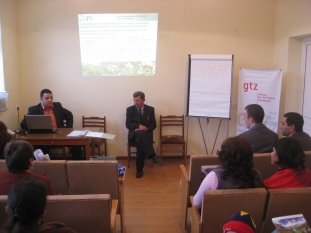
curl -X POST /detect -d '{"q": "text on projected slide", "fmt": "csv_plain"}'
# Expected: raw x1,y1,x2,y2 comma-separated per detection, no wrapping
78,13,158,76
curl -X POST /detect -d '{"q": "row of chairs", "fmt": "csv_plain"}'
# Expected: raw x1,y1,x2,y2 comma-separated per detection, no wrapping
0,194,118,233
181,153,311,232
0,159,125,233
189,187,311,233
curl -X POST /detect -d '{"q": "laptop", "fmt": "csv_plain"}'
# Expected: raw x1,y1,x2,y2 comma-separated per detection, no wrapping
26,115,56,133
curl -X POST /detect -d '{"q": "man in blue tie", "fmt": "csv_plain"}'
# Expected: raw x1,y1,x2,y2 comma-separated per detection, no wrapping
126,91,160,178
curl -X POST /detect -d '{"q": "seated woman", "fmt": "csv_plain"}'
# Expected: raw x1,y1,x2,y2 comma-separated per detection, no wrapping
0,139,55,195
263,137,311,189
0,178,76,233
193,136,262,209
0,121,13,159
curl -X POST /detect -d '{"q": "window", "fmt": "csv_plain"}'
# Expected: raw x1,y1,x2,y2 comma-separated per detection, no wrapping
0,15,8,112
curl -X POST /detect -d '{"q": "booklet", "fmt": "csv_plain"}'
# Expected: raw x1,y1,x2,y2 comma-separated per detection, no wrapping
272,214,311,233
67,130,88,137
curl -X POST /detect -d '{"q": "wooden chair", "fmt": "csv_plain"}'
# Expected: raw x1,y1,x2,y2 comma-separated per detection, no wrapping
160,115,186,166
82,116,107,156
190,188,267,233
33,160,68,195
66,160,125,233
127,142,153,168
0,194,118,233
262,187,311,233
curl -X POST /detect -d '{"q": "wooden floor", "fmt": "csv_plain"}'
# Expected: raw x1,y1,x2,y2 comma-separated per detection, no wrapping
121,158,189,233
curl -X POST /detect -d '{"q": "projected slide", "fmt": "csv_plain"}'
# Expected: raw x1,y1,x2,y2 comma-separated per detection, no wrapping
78,13,158,76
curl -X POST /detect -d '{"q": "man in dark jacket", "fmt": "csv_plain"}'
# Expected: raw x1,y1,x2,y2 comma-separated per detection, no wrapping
280,112,311,151
21,89,83,160
238,104,278,153
126,91,160,178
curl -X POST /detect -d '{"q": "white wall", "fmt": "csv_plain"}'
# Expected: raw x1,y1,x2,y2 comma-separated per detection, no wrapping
273,0,311,115
4,0,297,157
0,0,20,129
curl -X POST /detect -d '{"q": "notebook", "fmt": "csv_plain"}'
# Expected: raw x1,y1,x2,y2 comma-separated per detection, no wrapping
26,115,56,133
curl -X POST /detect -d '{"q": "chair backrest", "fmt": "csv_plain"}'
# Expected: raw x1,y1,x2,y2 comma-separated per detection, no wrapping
0,194,116,233
200,188,267,233
263,187,311,233
33,160,68,195
0,159,6,170
252,153,278,180
82,116,106,133
0,195,7,224
160,115,184,137
188,155,221,196
66,160,119,198
45,194,115,233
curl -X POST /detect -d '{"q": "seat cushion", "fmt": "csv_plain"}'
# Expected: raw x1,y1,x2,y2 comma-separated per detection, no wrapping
161,135,185,144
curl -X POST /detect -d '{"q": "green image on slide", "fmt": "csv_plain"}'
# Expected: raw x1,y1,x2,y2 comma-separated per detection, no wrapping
82,61,155,76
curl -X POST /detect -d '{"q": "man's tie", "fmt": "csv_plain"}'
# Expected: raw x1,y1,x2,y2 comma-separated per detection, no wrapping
139,108,143,122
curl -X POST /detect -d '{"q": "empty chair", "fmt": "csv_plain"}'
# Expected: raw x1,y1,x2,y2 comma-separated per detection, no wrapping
82,116,107,156
160,115,186,165
190,188,267,233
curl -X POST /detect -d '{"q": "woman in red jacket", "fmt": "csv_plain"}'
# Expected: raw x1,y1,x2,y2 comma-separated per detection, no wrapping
263,137,311,189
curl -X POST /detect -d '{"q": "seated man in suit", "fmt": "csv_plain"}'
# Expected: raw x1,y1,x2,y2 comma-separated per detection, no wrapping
20,89,83,160
238,104,278,153
280,112,311,151
126,91,160,178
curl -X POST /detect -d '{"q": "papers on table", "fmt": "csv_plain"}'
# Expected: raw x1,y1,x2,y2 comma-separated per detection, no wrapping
67,130,88,137
67,130,116,140
85,131,116,140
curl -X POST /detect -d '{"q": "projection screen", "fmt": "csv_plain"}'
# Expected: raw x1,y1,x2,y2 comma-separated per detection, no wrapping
78,13,158,76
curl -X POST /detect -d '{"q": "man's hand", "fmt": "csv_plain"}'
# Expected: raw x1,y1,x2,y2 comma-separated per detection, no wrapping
135,124,148,131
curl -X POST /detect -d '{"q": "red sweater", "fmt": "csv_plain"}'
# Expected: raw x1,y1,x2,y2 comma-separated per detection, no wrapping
263,168,311,189
0,169,55,195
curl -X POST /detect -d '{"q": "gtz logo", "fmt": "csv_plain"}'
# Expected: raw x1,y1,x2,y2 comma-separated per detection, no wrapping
243,82,258,92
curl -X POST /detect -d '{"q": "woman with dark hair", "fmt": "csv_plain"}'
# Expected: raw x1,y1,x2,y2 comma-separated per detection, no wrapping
263,137,311,189
0,121,13,159
0,178,76,233
193,136,262,209
0,140,54,195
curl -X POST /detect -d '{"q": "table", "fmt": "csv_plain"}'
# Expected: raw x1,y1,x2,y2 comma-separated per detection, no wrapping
16,128,92,160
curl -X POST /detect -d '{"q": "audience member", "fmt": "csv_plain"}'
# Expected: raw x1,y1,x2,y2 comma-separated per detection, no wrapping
0,178,76,233
0,121,13,159
238,104,278,153
193,137,262,209
20,89,83,160
280,112,311,151
223,211,256,233
126,91,160,178
0,139,55,195
263,137,311,189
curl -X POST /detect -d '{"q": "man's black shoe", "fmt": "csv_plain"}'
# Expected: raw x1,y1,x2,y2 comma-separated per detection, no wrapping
136,170,143,178
152,155,161,164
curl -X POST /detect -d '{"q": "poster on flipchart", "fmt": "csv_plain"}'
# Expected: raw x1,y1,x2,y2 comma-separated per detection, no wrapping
186,54,233,119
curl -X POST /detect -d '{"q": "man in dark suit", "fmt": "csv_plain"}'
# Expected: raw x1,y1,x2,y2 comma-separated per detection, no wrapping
126,91,160,178
238,104,278,153
21,89,83,160
280,112,311,151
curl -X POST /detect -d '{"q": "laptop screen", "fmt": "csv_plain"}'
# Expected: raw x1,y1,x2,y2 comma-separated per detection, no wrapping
25,115,54,133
